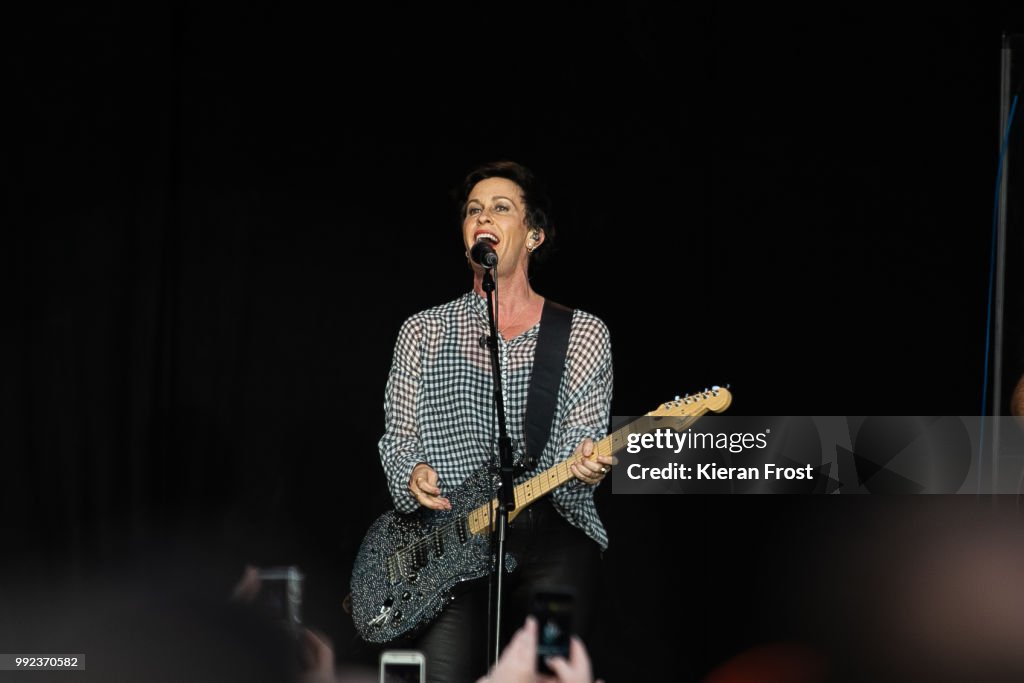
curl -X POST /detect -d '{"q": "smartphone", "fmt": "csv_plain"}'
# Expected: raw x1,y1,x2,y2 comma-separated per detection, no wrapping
379,650,426,683
254,566,304,634
530,588,575,675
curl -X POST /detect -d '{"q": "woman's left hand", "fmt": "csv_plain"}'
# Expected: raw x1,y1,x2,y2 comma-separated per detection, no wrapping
569,438,617,485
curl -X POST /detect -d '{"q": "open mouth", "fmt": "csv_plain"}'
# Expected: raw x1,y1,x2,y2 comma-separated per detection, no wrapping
473,231,500,245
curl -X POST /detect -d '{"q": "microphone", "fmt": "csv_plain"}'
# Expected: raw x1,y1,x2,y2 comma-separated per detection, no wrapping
470,241,498,268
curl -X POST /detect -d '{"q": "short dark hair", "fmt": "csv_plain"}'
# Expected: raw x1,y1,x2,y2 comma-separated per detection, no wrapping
458,160,556,263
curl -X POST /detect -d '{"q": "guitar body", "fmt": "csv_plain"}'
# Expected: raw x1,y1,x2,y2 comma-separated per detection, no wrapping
350,465,516,644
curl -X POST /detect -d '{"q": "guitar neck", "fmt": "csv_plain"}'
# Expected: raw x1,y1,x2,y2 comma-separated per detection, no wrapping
465,406,709,535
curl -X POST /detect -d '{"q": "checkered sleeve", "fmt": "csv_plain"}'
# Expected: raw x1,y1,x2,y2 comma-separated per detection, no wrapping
550,313,614,547
378,316,426,513
552,312,614,464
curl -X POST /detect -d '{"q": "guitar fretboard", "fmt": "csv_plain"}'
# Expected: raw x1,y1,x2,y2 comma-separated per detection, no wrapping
465,407,707,535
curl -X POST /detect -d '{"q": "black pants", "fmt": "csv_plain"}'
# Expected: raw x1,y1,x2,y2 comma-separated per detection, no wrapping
406,498,602,683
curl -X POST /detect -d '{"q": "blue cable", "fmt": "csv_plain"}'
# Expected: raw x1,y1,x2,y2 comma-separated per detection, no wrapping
979,94,1018,479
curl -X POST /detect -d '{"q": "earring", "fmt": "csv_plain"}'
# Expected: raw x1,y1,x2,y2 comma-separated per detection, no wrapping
531,231,540,240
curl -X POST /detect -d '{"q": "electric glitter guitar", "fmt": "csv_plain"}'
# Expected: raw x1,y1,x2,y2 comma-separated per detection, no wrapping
349,387,733,643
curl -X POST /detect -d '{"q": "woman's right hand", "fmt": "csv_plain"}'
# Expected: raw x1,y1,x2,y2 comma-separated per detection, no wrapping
408,463,451,511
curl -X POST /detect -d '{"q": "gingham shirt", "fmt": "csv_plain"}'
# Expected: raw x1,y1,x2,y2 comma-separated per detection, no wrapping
378,291,613,549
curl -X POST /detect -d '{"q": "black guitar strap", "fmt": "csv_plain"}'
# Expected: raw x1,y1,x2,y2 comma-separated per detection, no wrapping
523,299,574,470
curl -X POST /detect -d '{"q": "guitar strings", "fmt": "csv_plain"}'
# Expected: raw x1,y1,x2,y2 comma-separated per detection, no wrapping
393,409,707,568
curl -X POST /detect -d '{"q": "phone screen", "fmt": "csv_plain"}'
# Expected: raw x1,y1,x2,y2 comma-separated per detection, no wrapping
254,578,290,622
531,590,574,674
380,651,425,683
255,567,303,630
381,662,423,683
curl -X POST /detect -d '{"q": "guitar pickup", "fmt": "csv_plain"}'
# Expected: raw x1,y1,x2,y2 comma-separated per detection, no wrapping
387,556,400,585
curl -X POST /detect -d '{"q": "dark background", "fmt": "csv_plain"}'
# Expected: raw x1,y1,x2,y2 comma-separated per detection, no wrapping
7,4,1024,681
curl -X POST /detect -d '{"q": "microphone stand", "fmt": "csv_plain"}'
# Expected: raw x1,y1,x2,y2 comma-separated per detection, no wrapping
480,264,516,669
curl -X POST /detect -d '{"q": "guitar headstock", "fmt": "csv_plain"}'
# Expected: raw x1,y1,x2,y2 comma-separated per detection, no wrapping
648,386,733,417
